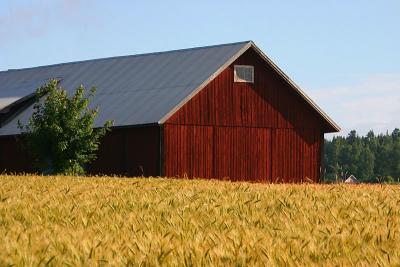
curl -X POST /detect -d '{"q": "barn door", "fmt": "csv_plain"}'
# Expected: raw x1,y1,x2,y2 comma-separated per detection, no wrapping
213,127,271,182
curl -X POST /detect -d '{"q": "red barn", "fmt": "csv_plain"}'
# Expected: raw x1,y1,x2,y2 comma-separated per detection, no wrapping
0,41,339,182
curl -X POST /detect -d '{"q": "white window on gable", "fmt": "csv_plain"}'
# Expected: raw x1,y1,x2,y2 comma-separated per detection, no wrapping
234,65,254,83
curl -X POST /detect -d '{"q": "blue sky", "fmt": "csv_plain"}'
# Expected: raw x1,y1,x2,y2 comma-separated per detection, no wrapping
1,0,399,136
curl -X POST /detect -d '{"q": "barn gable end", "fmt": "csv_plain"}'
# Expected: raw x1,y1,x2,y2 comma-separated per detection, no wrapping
163,47,328,182
166,48,330,130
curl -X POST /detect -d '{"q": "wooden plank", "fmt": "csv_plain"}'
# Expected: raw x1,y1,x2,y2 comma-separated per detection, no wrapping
164,48,325,183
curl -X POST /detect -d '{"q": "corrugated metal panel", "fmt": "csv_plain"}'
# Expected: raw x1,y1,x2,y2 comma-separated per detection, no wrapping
0,41,249,136
0,79,48,110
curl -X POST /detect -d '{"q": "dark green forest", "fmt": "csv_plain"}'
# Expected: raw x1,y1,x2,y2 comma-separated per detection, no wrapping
323,128,400,183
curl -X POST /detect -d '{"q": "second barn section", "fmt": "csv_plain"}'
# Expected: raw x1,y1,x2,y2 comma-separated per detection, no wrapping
0,41,340,182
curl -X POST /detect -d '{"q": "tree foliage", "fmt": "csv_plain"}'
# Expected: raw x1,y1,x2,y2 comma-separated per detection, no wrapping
324,129,400,183
18,79,112,175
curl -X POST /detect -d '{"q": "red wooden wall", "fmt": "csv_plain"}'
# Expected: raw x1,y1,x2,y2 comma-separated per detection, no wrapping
164,48,327,182
0,126,161,177
89,126,160,176
0,136,35,173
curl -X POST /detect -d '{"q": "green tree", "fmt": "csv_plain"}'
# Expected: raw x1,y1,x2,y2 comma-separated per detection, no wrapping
374,133,392,178
392,128,400,139
391,129,400,180
358,145,374,181
324,128,400,183
18,79,112,175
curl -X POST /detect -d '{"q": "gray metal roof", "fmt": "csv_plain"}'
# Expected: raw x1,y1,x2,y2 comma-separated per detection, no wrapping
0,40,340,136
0,41,250,136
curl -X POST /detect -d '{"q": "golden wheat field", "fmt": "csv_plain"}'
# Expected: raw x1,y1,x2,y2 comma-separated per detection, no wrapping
0,175,399,266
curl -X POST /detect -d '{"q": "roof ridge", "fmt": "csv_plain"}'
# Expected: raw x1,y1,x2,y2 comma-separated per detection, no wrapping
1,41,252,74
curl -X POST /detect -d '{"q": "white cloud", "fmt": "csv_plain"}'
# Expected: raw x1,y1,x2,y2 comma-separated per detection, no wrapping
0,0,96,46
308,74,400,137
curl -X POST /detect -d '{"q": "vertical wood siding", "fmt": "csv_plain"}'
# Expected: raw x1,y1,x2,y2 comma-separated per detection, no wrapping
271,128,321,183
0,126,161,177
164,48,325,182
0,136,34,173
164,125,321,182
164,125,273,181
89,126,160,176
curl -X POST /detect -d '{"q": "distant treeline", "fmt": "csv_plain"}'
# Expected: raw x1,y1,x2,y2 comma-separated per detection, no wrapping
324,129,400,183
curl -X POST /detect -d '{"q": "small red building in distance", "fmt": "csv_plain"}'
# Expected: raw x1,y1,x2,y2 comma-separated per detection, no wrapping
0,41,340,182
